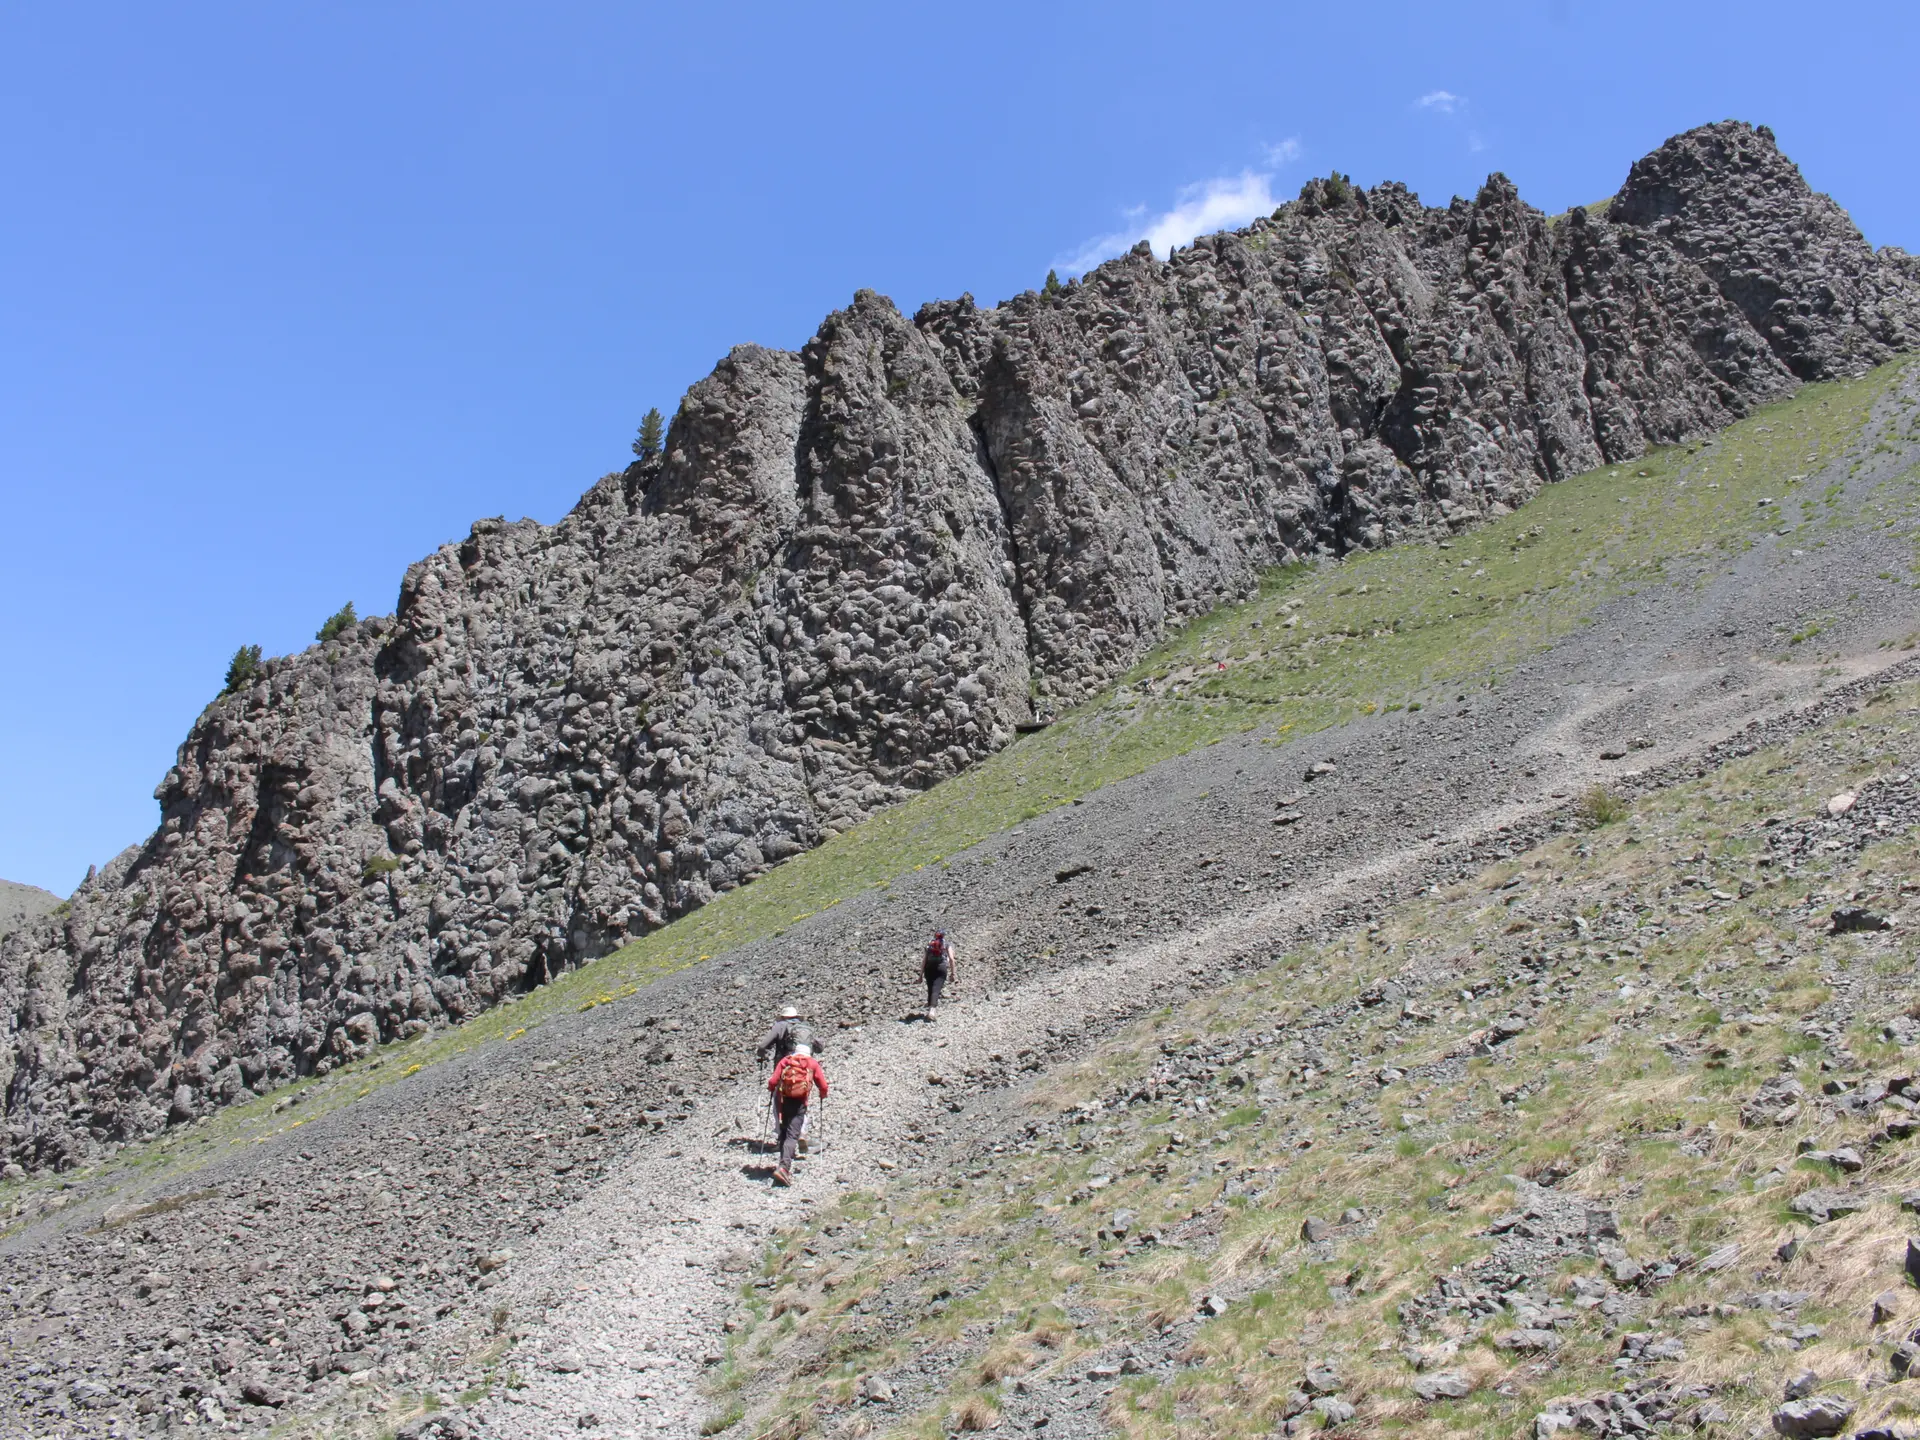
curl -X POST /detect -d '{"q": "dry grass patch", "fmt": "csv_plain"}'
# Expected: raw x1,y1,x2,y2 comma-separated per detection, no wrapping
951,1394,1000,1431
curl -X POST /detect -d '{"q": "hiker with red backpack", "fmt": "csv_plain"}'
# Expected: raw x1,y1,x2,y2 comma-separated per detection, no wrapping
756,1004,824,1153
767,1043,829,1186
922,930,955,1016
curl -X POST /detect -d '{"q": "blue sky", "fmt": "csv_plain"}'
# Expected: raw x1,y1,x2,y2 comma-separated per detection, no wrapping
3,1,1916,894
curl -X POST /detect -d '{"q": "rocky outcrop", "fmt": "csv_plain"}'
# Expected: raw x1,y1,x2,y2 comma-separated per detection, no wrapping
4,120,1916,1171
0,880,61,942
1611,122,1920,381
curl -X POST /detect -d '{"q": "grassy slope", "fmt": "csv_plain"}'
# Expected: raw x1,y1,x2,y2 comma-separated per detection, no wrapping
3,362,1911,1228
717,682,1920,1440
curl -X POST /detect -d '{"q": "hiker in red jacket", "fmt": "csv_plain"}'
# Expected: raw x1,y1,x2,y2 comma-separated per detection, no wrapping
767,1043,829,1185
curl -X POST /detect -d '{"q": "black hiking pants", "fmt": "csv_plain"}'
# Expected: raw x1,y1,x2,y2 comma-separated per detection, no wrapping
923,962,948,1011
776,1096,809,1172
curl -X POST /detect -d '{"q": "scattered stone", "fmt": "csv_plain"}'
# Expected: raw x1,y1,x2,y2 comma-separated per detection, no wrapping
1601,1247,1646,1286
1789,1188,1870,1224
1301,1215,1332,1243
1699,1242,1742,1272
1785,1371,1819,1400
1412,1371,1472,1401
398,1416,472,1440
1771,1395,1854,1438
1310,1396,1356,1426
1496,1328,1561,1354
1403,1341,1459,1373
1832,906,1892,934
1743,1076,1808,1128
1891,1341,1920,1379
1200,1294,1229,1318
1301,1363,1342,1396
1803,1147,1865,1173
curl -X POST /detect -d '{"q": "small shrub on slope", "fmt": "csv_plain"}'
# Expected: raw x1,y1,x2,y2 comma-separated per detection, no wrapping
222,644,262,696
1578,785,1628,826
316,602,357,642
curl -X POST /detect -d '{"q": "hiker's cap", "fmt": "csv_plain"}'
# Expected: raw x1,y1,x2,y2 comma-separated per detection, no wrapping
778,1005,800,1020
792,1043,812,1057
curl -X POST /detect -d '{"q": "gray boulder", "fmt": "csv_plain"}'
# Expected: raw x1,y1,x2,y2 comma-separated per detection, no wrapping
1771,1396,1855,1438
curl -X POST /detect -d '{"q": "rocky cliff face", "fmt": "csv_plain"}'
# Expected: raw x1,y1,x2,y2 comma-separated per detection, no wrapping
4,120,1915,1172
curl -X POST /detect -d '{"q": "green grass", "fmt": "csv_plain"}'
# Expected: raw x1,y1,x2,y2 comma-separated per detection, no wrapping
4,359,1911,1230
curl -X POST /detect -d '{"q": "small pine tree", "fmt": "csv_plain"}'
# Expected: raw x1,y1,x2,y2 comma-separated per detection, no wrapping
1043,269,1063,296
632,407,665,462
223,644,263,696
316,601,357,643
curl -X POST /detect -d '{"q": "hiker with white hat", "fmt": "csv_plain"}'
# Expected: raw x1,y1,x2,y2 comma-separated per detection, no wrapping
755,1003,825,1155
755,1003,822,1065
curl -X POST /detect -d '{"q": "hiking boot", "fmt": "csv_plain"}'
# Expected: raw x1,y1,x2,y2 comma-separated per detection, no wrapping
772,1167,792,1186
798,1137,809,1155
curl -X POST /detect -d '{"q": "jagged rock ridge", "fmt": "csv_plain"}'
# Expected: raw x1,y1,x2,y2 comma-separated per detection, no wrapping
3,120,1915,1171
0,880,62,944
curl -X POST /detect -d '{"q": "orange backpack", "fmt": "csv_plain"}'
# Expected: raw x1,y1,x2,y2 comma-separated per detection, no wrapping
777,1055,814,1101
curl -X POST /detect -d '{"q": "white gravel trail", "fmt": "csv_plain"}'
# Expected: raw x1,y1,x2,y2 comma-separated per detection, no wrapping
462,835,1481,1438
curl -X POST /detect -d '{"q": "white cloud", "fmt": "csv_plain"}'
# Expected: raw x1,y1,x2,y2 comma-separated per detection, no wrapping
1418,90,1464,114
1058,169,1282,275
1264,136,1303,166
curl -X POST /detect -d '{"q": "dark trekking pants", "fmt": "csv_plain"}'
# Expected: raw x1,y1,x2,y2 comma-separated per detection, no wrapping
776,1096,809,1172
924,962,948,1010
